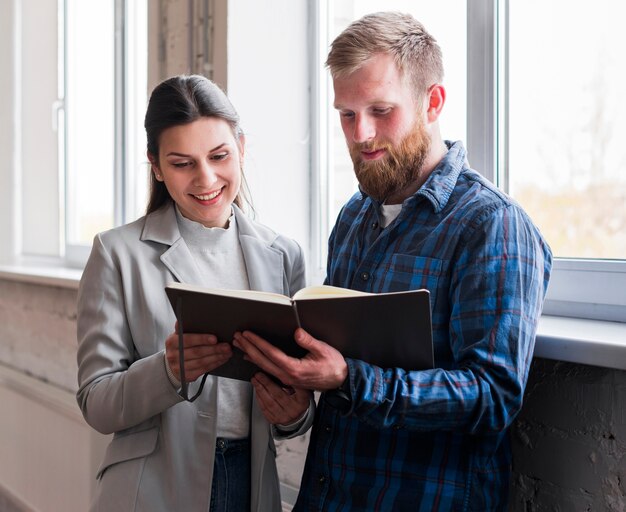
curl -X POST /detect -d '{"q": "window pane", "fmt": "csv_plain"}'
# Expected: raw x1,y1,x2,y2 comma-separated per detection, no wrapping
327,1,467,223
66,0,115,246
127,0,149,222
508,0,626,260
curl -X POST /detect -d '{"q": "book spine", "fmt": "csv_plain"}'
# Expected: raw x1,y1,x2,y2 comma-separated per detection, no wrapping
291,300,302,329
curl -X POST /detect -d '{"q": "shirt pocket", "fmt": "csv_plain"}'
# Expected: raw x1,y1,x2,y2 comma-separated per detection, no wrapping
382,254,445,294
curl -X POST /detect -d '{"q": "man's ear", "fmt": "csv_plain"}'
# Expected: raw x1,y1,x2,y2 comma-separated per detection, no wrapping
425,84,446,123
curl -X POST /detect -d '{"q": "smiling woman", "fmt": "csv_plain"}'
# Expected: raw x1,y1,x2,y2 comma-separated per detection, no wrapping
150,117,243,229
75,74,315,512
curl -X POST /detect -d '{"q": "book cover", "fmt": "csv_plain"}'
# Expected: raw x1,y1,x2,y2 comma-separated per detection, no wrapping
165,283,434,382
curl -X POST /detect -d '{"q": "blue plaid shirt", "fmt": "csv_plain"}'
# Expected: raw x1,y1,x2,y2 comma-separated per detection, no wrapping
294,141,552,512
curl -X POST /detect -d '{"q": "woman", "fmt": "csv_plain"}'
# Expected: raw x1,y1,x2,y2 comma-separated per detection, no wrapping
76,75,313,512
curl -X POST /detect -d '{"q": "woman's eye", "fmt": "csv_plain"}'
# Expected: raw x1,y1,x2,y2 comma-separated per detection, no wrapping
172,161,192,168
211,152,229,161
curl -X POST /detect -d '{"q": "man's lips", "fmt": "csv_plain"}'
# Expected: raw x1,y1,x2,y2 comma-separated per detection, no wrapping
360,148,386,161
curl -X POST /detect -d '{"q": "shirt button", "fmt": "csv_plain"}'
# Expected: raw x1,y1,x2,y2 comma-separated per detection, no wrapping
361,272,370,281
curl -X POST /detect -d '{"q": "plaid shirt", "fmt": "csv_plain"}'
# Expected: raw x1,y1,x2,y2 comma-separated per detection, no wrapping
293,141,552,512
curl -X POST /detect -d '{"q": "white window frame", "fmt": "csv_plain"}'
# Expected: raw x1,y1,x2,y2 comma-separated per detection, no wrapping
470,0,626,323
61,0,147,268
312,0,626,323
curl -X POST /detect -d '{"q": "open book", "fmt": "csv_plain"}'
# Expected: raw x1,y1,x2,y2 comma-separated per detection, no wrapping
165,282,434,382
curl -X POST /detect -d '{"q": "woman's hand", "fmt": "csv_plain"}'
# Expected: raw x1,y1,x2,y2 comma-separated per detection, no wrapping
250,372,312,426
164,324,232,382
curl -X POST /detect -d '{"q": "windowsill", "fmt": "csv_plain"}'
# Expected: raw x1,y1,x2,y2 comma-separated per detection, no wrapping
0,265,624,371
0,264,82,290
534,315,626,371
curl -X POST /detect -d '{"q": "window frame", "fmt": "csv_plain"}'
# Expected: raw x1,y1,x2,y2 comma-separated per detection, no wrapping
312,0,626,323
62,0,146,268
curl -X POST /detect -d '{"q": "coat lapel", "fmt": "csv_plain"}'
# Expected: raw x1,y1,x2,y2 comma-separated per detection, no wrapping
141,202,285,294
234,206,285,294
140,203,201,285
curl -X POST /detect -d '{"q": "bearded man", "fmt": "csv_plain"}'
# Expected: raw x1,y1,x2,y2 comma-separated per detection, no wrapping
234,12,552,511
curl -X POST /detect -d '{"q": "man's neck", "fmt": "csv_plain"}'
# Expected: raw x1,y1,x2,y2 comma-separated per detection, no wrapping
385,137,448,205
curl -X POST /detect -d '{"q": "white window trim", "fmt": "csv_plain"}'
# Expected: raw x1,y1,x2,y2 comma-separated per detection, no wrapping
308,0,331,285
313,0,625,323
467,0,624,323
62,0,146,269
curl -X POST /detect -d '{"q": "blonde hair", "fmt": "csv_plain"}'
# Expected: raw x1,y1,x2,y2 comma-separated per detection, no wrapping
326,11,444,98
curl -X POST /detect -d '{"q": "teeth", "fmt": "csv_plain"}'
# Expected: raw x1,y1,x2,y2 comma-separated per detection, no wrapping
194,189,221,201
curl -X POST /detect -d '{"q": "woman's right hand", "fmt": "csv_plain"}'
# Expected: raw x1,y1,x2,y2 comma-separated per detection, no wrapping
164,323,233,382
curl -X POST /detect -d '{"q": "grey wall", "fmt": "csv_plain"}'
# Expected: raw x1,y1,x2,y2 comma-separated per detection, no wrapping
1,276,624,510
510,358,626,511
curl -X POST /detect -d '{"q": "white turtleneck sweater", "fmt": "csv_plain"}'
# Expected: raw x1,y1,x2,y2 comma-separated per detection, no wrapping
175,206,252,439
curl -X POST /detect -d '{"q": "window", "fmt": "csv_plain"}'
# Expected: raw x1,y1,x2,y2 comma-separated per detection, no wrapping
312,0,467,281
58,0,147,265
13,0,148,266
507,0,626,261
64,0,116,249
314,0,626,322
500,0,626,321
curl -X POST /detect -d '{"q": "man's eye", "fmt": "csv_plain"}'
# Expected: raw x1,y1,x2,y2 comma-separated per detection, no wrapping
339,111,354,119
372,108,391,116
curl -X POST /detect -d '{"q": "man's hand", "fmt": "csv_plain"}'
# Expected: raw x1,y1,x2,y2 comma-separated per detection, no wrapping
233,327,348,391
251,372,312,426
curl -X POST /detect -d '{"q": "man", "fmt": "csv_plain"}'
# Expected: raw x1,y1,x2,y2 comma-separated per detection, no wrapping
234,11,552,511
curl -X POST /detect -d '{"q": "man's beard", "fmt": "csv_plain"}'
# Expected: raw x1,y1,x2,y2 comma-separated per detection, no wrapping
349,120,431,202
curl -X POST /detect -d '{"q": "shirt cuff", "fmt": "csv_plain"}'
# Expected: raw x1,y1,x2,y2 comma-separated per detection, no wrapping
162,351,181,389
275,405,310,432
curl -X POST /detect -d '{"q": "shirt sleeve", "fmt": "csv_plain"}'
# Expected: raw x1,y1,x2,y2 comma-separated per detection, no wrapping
344,204,552,435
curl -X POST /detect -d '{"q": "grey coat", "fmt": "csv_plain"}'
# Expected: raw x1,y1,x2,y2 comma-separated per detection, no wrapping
76,202,309,512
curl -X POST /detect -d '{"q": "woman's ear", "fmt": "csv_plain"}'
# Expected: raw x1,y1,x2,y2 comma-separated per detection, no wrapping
238,134,246,163
148,152,163,181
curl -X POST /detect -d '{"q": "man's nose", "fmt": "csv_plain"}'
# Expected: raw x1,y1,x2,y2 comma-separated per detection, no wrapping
352,114,375,144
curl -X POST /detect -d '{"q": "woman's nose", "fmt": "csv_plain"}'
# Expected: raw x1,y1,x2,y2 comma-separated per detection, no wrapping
193,160,216,185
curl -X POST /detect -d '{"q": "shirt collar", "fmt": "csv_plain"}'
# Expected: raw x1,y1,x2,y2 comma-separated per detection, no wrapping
413,140,468,213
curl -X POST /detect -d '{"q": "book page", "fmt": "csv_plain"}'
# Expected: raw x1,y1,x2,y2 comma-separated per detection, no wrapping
292,285,371,301
166,282,293,305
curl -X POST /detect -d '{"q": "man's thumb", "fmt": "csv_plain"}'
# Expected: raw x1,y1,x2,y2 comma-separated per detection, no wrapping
294,328,316,350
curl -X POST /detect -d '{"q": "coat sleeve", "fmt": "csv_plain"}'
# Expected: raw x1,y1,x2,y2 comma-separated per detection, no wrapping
76,234,182,435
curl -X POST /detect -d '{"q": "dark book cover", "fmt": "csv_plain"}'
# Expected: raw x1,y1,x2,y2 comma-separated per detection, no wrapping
165,283,433,382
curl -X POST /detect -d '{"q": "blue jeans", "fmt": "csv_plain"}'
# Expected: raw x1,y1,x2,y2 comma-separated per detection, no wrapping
209,437,251,512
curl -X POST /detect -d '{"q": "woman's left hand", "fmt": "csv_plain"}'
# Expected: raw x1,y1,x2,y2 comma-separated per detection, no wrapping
250,372,312,426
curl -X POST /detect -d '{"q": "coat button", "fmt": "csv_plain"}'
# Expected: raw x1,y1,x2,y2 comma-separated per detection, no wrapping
319,475,326,483
371,221,378,229
361,272,370,281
